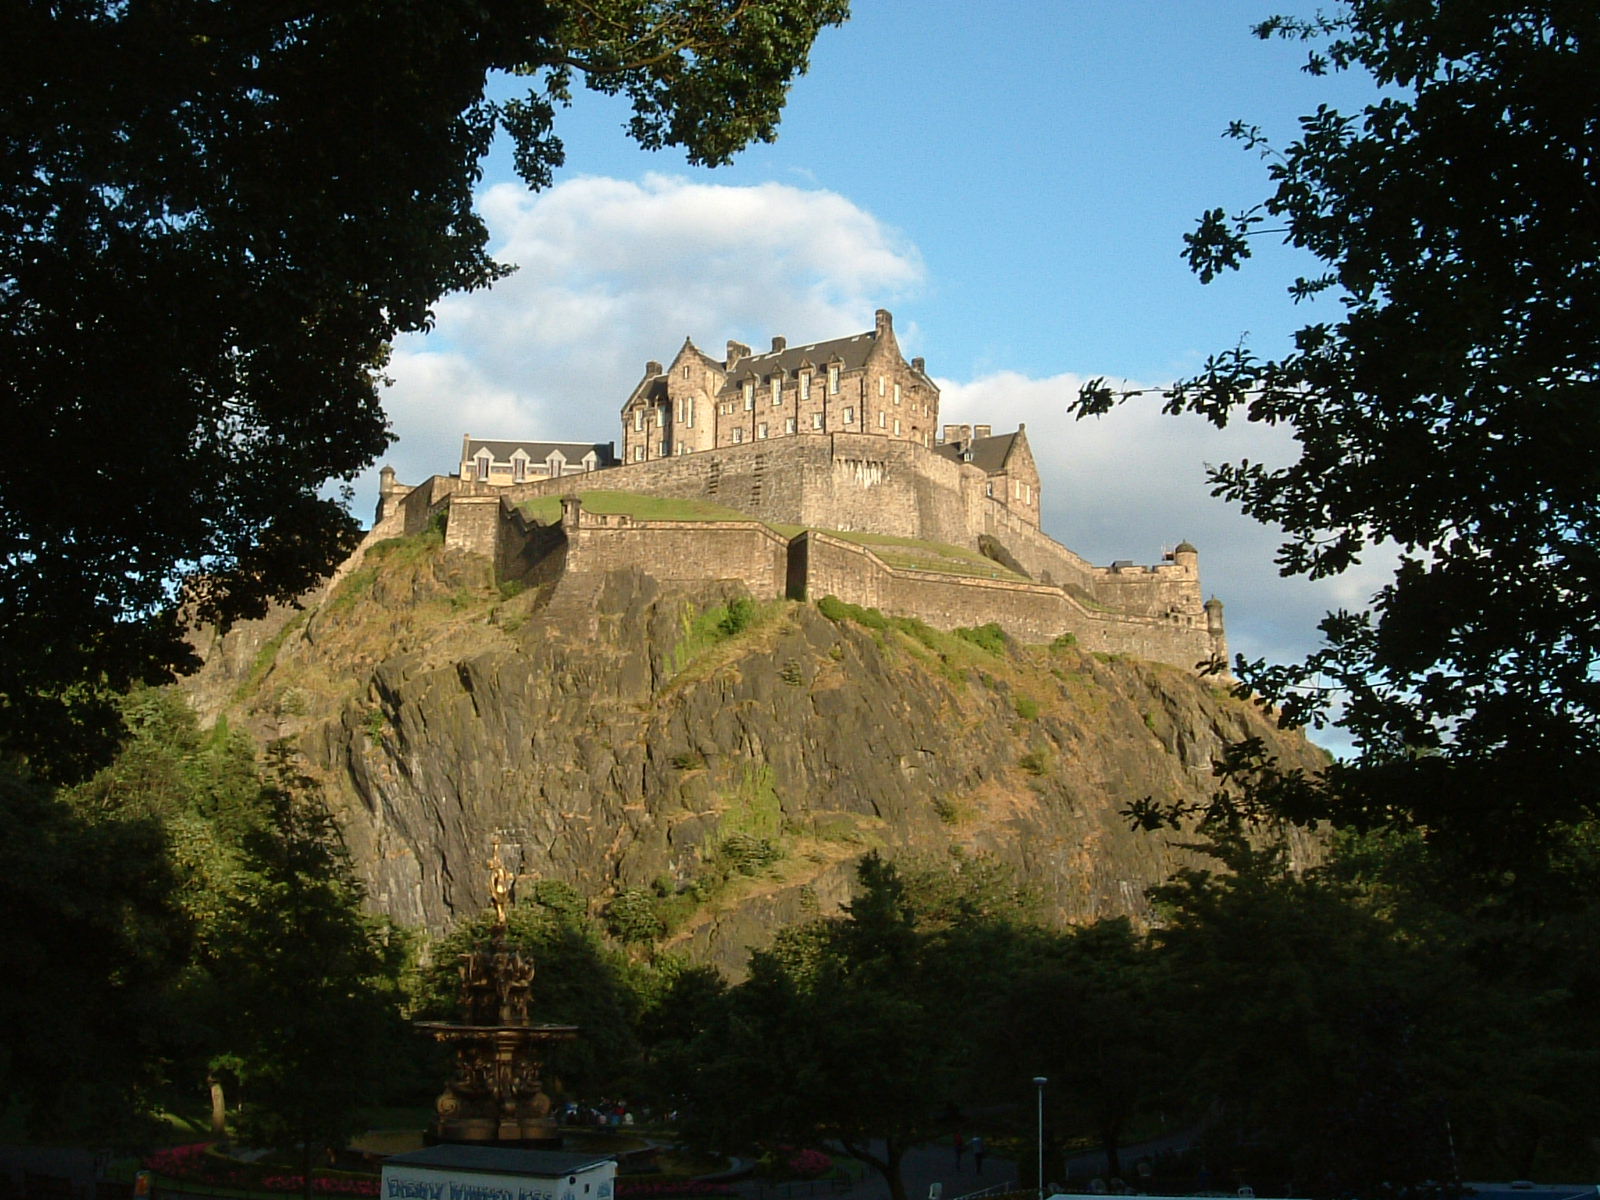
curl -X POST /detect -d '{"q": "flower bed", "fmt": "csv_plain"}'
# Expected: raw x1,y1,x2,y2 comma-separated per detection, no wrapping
144,1144,379,1197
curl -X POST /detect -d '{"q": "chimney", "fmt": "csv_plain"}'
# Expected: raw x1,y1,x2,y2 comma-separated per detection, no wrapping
974,424,991,440
646,360,663,376
771,336,787,353
874,308,892,334
726,340,751,368
911,356,925,373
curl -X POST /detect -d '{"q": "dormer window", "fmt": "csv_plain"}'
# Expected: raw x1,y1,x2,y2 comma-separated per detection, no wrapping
512,455,527,482
828,364,840,394
800,372,811,400
475,452,491,480
770,376,782,405
743,380,754,409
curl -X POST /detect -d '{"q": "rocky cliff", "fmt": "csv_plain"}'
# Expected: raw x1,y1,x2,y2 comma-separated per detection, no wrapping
185,525,1325,973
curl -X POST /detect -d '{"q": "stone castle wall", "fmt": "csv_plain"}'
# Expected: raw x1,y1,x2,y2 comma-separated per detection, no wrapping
370,431,1226,673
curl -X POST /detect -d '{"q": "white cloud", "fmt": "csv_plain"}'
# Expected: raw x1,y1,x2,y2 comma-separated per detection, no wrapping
367,173,923,490
938,370,1396,691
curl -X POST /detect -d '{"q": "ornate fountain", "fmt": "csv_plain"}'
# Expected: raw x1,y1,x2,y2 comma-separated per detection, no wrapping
416,842,579,1147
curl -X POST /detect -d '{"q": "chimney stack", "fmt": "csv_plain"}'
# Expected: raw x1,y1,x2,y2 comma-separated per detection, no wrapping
771,336,786,353
726,340,751,368
911,356,926,373
974,424,991,440
646,360,663,376
874,308,892,334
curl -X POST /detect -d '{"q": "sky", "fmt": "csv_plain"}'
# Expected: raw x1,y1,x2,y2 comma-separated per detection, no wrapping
365,1,1398,752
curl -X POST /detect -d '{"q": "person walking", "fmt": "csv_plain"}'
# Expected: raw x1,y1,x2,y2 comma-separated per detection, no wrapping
972,1136,986,1175
953,1134,967,1169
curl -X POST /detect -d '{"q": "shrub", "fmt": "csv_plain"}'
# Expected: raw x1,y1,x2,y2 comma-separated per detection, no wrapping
815,595,887,629
718,595,757,636
1051,631,1078,651
718,831,783,876
604,888,664,944
1014,696,1040,720
1019,749,1049,776
955,622,1008,655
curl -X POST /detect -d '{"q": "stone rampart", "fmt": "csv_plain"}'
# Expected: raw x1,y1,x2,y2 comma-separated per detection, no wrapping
376,430,1224,673
561,504,790,597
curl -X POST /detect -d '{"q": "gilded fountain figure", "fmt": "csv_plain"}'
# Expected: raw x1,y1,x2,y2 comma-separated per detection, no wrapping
416,840,578,1147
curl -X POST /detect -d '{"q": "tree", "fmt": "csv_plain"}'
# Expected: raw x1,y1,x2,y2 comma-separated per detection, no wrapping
1,0,849,782
682,853,1019,1200
0,763,181,1139
986,920,1168,1184
1147,838,1470,1197
44,692,410,1153
196,749,407,1181
1074,3,1600,863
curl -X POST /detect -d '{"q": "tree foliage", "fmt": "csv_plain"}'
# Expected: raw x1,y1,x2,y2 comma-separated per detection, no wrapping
1075,2,1600,860
0,690,409,1146
0,0,849,782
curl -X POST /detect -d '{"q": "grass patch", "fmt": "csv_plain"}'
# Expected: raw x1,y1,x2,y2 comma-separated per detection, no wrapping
821,529,1029,580
817,595,888,629
233,610,308,704
1015,695,1040,720
670,596,772,674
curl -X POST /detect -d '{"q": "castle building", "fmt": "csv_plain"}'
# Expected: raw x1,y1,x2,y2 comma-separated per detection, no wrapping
370,310,1226,675
458,436,618,484
618,310,1039,529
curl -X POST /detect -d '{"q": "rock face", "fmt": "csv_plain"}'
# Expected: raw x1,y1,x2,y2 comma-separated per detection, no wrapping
185,531,1326,974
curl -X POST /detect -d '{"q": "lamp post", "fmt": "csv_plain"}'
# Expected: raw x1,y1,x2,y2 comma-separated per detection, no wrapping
1033,1076,1048,1200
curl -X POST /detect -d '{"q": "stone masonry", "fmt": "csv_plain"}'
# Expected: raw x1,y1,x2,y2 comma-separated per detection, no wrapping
368,313,1229,674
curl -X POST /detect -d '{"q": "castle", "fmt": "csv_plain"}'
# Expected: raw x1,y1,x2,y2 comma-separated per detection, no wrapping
371,311,1227,673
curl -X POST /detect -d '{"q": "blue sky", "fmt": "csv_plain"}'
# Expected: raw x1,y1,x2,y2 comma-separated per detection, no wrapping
370,2,1393,751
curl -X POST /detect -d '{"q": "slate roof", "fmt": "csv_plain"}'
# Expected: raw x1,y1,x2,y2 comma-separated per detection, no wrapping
727,330,879,380
933,431,1020,475
386,1146,614,1177
465,439,616,465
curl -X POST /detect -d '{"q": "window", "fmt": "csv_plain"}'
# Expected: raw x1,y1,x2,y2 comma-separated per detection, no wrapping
878,412,887,429
894,418,902,436
878,376,885,396
733,427,745,444
513,457,526,482
843,406,855,425
771,376,782,405
655,407,665,428
743,380,754,409
894,383,901,405
682,365,690,379
633,410,644,432
757,422,768,439
475,453,491,479
812,412,824,429
658,441,668,457
680,396,694,427
986,481,994,497
785,417,796,434
828,364,839,394
800,372,811,400
634,446,645,462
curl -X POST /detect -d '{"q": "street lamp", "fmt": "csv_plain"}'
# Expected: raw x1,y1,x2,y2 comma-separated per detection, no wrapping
1033,1076,1048,1200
